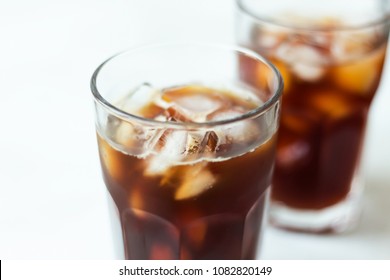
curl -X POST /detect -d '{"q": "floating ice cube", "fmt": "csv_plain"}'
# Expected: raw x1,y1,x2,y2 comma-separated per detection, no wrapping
144,128,221,176
253,26,286,50
208,109,259,145
163,106,192,122
174,163,216,200
114,119,165,155
185,131,208,155
118,83,161,114
276,40,326,64
257,31,283,49
308,90,352,119
175,94,222,114
331,32,374,62
332,44,385,94
198,131,219,153
143,127,166,151
307,32,332,49
163,93,223,122
292,63,326,82
115,121,135,146
276,43,327,81
144,130,188,176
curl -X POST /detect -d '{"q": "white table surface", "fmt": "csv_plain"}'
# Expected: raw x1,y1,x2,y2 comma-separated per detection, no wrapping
0,0,389,260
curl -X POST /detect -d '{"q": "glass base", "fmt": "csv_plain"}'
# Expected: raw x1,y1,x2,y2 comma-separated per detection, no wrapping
269,177,364,234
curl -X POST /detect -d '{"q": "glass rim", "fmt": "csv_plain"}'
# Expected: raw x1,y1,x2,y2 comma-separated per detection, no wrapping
90,42,283,129
236,0,390,32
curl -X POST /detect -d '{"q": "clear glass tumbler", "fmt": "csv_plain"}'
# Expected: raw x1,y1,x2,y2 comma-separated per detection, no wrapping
236,0,390,233
91,43,283,259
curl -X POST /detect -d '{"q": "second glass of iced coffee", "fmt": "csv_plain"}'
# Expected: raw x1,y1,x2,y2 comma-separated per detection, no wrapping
237,0,390,233
91,43,283,259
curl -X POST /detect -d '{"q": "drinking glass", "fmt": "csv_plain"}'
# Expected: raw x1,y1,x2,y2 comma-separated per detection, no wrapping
91,43,283,259
236,0,390,233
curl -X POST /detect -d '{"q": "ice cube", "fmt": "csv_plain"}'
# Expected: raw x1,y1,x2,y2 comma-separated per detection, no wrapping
175,163,216,200
166,95,222,122
118,83,161,115
276,41,326,64
276,43,327,81
174,94,222,114
143,127,166,152
114,119,165,156
331,32,373,62
208,109,259,145
184,131,209,155
308,32,333,49
161,85,223,122
145,127,221,176
332,45,385,95
164,106,192,122
292,63,326,82
115,121,135,146
308,90,352,119
138,103,165,119
198,131,219,153
253,26,286,50
159,130,187,156
144,130,188,176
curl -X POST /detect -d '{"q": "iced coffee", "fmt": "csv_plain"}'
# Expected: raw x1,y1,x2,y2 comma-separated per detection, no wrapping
236,0,390,232
91,44,282,259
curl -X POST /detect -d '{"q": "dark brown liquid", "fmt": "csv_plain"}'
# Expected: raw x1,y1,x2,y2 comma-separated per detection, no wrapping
97,85,277,259
242,28,387,209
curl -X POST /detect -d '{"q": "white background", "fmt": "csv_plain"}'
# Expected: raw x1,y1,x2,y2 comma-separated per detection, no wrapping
3,260,390,280
0,0,389,259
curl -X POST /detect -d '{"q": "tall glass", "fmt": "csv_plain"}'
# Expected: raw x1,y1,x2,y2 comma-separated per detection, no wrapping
91,43,283,259
236,0,390,233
